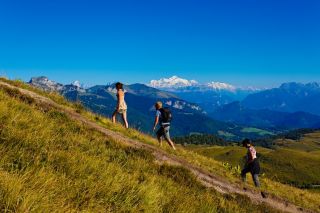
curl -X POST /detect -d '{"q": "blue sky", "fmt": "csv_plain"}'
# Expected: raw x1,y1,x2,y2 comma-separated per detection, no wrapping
0,0,319,87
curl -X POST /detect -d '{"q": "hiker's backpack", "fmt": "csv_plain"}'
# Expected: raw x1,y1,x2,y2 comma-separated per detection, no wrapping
159,107,172,123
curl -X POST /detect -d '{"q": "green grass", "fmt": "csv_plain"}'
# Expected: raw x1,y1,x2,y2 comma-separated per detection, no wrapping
0,82,281,212
218,131,235,138
1,78,320,212
241,127,275,136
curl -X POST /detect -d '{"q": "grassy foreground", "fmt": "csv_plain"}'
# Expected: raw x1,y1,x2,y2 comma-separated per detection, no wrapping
0,81,278,212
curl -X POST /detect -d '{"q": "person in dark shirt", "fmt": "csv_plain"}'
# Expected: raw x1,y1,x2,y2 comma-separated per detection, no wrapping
152,101,176,150
241,138,261,187
241,139,267,198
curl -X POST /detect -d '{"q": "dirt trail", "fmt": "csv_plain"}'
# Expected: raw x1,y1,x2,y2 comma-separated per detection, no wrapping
0,81,316,213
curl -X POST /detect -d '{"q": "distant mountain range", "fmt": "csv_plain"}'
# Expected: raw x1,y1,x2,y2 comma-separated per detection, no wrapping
149,76,258,113
29,76,270,140
242,82,320,116
210,101,320,130
29,76,86,94
149,75,241,91
208,82,320,130
29,76,320,139
149,77,320,130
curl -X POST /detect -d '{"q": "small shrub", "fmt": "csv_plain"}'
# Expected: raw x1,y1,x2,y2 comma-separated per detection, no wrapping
34,102,52,113
0,85,35,105
222,162,241,175
74,102,85,113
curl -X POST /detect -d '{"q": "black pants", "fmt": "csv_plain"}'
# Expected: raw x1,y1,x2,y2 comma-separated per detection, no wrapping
241,159,261,187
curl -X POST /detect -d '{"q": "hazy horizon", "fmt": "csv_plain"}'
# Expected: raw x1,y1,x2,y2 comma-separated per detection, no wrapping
2,71,320,89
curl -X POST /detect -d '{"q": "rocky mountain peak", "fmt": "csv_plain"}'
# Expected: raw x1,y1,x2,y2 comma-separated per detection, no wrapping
29,76,64,92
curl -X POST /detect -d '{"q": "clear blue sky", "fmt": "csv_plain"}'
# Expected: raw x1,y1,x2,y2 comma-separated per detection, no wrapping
0,0,319,87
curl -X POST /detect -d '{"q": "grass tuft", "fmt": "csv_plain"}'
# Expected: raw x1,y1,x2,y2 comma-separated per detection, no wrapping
0,84,35,105
158,164,204,190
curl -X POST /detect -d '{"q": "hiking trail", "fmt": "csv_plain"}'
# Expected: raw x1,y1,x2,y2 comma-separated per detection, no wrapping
0,80,316,213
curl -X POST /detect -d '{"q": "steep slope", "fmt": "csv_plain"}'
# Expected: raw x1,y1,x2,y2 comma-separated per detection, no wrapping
1,79,319,212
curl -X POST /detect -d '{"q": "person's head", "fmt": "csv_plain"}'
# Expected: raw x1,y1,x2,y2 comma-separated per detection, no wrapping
155,101,163,110
115,82,123,91
242,138,252,148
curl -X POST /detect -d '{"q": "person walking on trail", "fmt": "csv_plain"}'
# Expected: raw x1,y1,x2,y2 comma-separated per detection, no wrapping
241,139,266,198
112,82,129,129
152,101,176,150
241,139,261,187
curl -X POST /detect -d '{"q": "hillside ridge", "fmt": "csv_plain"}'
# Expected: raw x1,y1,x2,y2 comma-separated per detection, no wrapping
0,80,315,213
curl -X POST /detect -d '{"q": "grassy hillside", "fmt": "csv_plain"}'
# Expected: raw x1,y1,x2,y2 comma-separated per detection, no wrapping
186,135,320,189
1,78,320,212
0,80,278,212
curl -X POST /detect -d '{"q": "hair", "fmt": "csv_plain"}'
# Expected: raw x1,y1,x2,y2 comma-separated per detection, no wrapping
242,138,252,147
115,82,123,90
155,101,163,109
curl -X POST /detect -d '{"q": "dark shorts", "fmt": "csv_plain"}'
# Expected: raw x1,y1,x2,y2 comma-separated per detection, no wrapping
242,159,261,175
156,125,171,140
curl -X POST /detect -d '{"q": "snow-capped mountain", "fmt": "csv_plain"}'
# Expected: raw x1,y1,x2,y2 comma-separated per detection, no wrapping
149,76,198,88
206,82,236,91
149,76,259,112
72,80,82,88
149,76,238,92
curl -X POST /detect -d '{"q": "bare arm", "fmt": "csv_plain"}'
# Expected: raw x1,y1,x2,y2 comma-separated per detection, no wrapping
153,116,159,131
116,98,120,111
116,91,123,111
247,147,254,163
